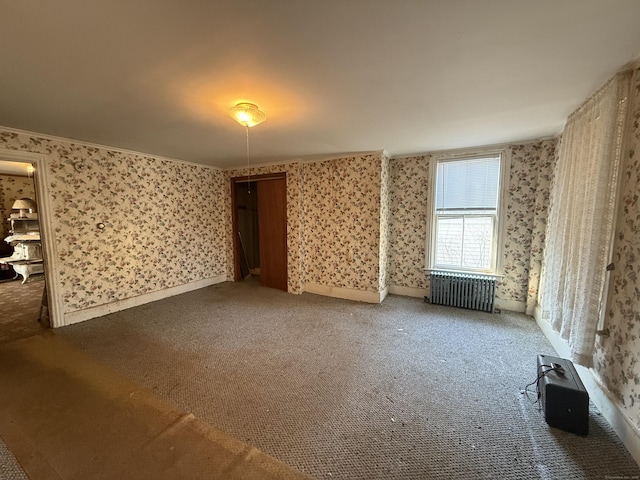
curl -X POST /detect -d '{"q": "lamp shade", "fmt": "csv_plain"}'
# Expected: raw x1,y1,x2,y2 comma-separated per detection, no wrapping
12,198,37,212
228,102,266,127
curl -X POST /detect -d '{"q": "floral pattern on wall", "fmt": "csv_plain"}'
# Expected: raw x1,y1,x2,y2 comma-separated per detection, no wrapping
526,140,557,314
0,129,227,314
225,162,304,294
303,153,383,292
499,141,556,305
1,126,558,317
388,143,556,308
379,152,391,292
227,153,387,295
0,174,36,240
593,64,640,428
388,155,430,290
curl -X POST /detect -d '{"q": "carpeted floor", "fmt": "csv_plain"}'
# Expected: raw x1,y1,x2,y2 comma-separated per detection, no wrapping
0,333,311,480
0,275,46,344
57,280,640,479
0,436,28,480
0,276,42,479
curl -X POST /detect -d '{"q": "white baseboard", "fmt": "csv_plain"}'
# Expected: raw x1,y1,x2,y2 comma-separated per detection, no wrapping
62,276,227,326
495,298,526,313
380,286,389,302
305,282,384,303
388,285,427,298
534,306,640,467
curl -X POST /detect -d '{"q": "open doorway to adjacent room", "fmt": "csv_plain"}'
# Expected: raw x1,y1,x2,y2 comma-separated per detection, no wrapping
0,159,48,343
231,173,288,292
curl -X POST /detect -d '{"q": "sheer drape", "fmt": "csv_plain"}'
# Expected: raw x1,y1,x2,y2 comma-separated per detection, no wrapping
540,72,630,366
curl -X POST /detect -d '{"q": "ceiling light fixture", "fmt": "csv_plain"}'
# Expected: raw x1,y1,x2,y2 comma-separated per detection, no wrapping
228,102,266,128
228,102,266,194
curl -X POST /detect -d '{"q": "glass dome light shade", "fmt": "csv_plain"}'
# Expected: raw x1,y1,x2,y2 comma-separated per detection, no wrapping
228,103,266,127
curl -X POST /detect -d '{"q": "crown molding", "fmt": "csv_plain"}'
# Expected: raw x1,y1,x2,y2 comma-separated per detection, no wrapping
0,126,222,171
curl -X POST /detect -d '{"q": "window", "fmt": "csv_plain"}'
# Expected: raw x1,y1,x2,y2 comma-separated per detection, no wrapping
429,152,504,274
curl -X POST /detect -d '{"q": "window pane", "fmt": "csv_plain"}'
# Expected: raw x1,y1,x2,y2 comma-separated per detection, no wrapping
461,216,493,270
431,153,503,274
436,156,500,211
435,216,463,266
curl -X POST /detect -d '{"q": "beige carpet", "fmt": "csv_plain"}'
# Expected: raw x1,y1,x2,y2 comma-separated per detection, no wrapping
57,280,640,479
0,332,311,480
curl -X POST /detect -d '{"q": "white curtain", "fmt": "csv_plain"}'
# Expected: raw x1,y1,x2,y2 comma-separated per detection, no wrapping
541,71,630,367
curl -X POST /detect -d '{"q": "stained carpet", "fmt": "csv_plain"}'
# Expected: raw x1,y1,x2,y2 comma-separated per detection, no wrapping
0,333,311,480
56,280,640,479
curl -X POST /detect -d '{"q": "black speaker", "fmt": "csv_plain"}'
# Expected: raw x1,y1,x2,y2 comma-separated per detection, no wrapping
536,354,589,436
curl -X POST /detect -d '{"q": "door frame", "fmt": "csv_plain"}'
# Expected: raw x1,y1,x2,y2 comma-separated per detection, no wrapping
230,172,287,284
0,148,63,327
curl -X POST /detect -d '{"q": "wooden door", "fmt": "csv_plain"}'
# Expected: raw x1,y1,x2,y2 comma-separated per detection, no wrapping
257,177,288,291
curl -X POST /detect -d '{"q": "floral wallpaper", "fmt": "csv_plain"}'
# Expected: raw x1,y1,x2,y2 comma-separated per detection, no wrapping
227,153,388,295
1,130,389,315
387,142,556,309
0,127,558,317
0,174,36,240
378,152,391,292
388,155,430,290
0,129,227,314
302,153,384,292
500,140,557,307
225,162,305,294
526,140,557,314
593,64,640,428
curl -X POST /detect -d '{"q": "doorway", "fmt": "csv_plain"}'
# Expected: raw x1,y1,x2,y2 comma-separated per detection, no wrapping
0,148,59,328
231,173,288,291
0,160,48,341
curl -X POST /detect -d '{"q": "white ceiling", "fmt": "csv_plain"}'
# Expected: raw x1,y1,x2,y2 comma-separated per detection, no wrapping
1,1,639,169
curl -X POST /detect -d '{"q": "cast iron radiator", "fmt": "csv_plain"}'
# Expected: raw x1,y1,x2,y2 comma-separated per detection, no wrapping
428,271,496,313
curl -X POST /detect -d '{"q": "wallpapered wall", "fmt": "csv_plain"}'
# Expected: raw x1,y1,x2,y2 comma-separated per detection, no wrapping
226,152,387,295
504,140,556,312
388,155,430,291
1,131,387,314
303,153,385,292
379,152,391,292
1,127,557,316
0,174,36,240
388,139,557,309
0,130,227,314
593,64,640,429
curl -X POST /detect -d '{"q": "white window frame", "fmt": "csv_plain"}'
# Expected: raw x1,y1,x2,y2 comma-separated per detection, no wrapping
425,147,510,276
